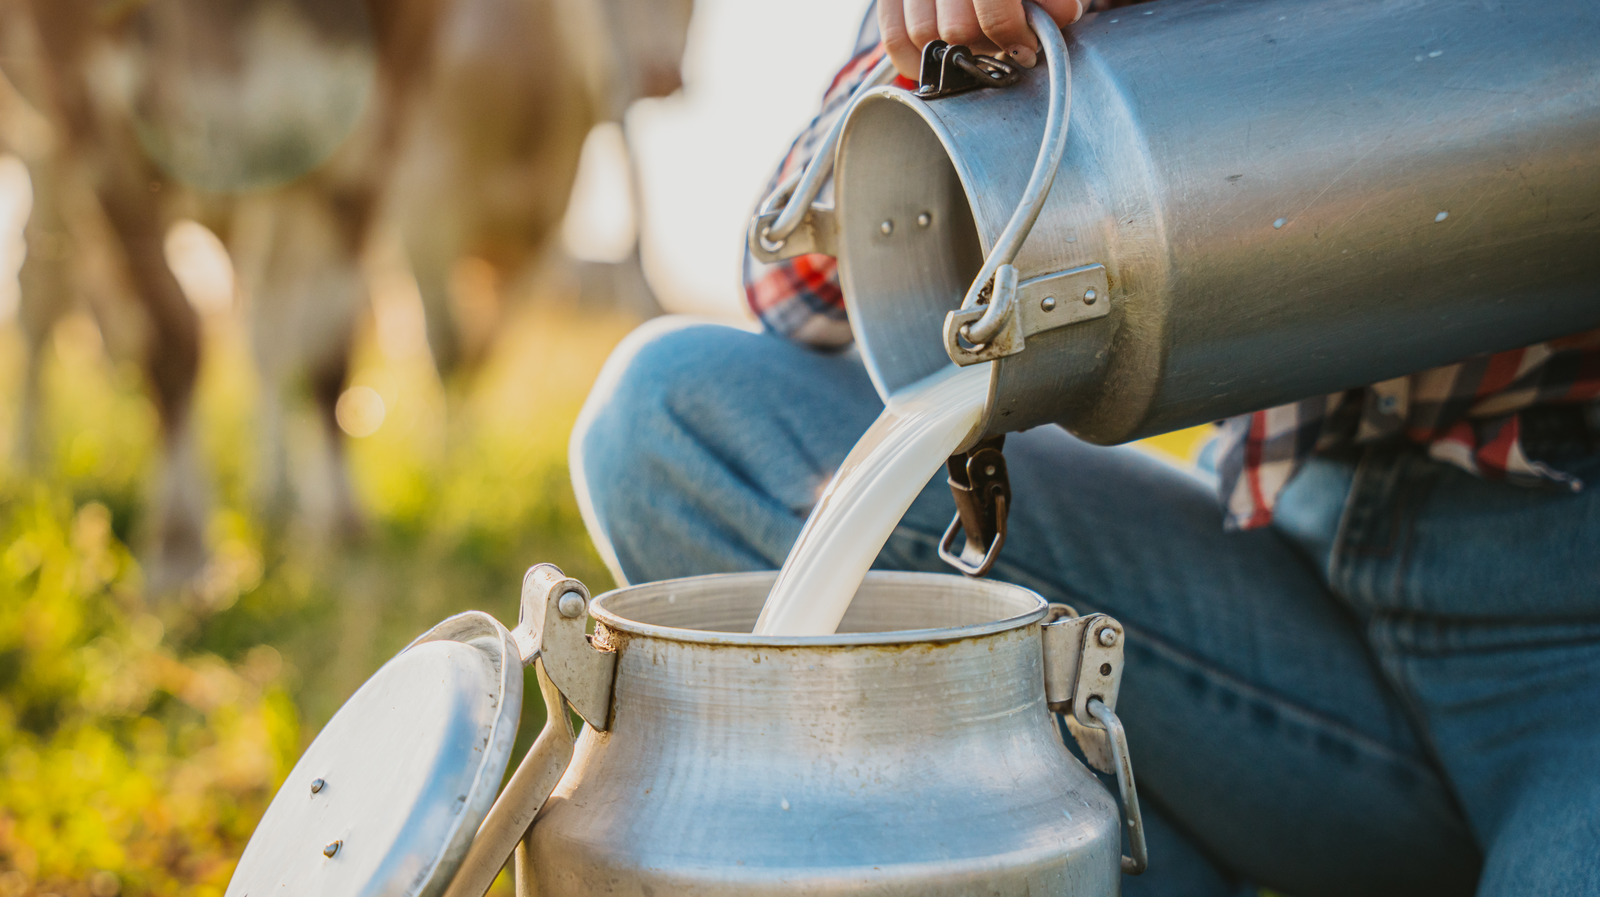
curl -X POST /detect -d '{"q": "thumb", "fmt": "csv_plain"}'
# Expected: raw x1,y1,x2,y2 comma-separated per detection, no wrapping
974,0,1084,69
973,0,1038,66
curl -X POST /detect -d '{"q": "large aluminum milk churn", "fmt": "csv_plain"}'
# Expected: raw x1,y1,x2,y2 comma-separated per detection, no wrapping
752,0,1600,445
226,565,1148,896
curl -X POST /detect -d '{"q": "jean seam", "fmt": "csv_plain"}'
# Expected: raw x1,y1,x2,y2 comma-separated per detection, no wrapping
1331,447,1427,613
1391,453,1436,615
1366,614,1482,843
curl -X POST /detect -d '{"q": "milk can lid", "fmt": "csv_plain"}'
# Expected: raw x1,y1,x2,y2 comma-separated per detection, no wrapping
225,611,523,897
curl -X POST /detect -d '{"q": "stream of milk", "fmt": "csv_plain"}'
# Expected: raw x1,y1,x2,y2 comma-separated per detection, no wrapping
752,363,992,636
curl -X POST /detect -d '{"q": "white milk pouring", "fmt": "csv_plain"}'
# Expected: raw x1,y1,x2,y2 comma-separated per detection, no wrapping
754,363,991,636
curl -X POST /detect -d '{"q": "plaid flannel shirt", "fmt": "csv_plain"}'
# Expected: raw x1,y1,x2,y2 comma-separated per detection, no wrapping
742,5,1600,529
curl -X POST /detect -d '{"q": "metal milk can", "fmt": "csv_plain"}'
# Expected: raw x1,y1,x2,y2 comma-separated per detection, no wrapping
752,0,1600,446
226,564,1147,896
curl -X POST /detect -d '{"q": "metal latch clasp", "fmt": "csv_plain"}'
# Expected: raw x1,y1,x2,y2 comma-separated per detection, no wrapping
939,437,1010,577
945,263,1111,366
1042,606,1148,875
917,40,1022,99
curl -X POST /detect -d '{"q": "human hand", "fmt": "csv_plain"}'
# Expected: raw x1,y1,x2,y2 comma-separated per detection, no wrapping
879,0,1086,79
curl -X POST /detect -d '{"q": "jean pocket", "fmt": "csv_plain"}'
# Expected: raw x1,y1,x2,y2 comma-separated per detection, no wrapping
1334,445,1600,619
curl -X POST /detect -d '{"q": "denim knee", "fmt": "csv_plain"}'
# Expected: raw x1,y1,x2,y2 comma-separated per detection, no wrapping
570,318,760,581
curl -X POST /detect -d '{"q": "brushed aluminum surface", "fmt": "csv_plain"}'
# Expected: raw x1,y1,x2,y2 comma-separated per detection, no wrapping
835,0,1600,444
226,612,522,897
521,571,1122,896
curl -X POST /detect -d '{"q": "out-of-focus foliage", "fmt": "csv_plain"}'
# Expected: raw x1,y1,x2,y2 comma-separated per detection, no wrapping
0,487,298,896
0,304,629,896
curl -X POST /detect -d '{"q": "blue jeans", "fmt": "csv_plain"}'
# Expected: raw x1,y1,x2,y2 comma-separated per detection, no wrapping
572,319,1600,897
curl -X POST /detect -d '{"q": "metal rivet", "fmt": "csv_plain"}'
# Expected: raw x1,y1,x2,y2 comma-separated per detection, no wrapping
1083,288,1098,305
879,219,894,235
1099,662,1113,676
1097,626,1118,647
984,465,997,477
916,212,932,227
310,778,325,794
557,590,586,619
323,840,342,858
1041,296,1057,312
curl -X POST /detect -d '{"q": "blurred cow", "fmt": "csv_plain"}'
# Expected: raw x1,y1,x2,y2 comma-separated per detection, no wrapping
392,0,693,376
2,0,444,588
1,0,694,590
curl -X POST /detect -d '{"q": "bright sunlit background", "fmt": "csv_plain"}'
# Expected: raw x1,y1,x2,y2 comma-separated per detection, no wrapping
568,0,871,316
1,0,874,323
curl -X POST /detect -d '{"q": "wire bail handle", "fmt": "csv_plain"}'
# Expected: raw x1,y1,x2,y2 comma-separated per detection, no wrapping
748,56,899,261
944,3,1074,354
749,4,1058,264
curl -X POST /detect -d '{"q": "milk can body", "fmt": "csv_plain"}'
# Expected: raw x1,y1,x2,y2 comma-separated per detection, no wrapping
522,572,1123,897
833,0,1600,444
225,567,1139,897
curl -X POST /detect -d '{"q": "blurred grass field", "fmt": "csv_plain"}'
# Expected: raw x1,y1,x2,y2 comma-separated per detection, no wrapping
0,298,632,896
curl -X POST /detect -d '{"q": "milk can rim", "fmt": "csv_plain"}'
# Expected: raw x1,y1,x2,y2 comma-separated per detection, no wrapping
588,570,1048,647
836,85,1003,407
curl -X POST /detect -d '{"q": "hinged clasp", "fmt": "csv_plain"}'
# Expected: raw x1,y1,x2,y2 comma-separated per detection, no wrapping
444,564,617,897
749,203,836,263
1041,605,1148,875
945,263,1111,366
917,40,1023,99
512,563,616,730
939,436,1010,576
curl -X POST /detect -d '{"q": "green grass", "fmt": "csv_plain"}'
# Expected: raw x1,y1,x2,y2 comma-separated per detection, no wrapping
0,303,632,895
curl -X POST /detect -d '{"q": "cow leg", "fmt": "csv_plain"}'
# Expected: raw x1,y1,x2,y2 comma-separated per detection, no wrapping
12,157,75,468
307,326,363,539
21,0,209,589
98,172,208,590
0,29,67,468
228,193,295,528
234,187,366,538
610,121,664,319
400,194,469,378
